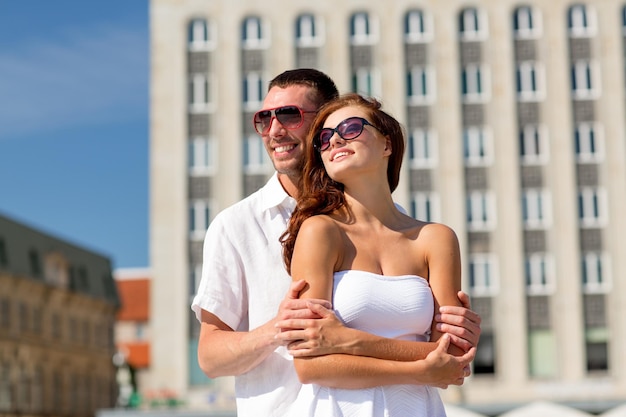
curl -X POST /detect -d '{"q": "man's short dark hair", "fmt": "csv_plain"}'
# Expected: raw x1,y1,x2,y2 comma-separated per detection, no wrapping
269,68,339,108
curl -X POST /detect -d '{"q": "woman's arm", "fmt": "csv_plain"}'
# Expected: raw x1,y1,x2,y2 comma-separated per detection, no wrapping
288,216,473,388
421,223,465,356
294,335,473,389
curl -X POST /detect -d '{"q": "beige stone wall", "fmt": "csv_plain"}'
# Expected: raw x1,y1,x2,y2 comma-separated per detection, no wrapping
150,0,626,410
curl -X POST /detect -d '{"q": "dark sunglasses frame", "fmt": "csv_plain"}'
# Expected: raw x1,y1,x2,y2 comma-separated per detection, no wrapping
253,105,317,135
314,117,379,151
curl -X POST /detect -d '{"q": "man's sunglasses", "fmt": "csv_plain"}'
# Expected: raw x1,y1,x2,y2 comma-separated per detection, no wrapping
253,105,317,135
314,117,379,152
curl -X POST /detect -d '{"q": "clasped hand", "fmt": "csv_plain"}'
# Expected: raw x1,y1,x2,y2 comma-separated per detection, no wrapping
273,280,479,388
274,280,344,357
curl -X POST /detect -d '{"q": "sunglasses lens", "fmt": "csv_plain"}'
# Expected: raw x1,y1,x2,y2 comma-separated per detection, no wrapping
254,110,272,134
338,118,365,140
315,118,371,151
275,106,303,128
317,129,334,150
254,106,304,134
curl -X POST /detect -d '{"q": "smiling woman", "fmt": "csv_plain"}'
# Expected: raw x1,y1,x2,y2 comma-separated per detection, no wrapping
279,93,472,417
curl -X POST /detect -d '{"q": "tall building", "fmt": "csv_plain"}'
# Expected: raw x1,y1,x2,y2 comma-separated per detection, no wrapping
0,212,120,415
150,0,626,412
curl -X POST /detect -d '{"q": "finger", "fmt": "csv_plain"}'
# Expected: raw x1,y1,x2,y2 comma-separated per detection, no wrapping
307,300,333,310
275,318,315,331
437,323,480,348
280,299,327,316
457,290,471,309
437,333,450,351
287,280,307,299
435,319,479,339
289,348,316,357
462,347,477,363
287,298,331,310
306,300,333,314
446,334,472,352
274,330,303,342
288,340,312,350
437,307,481,326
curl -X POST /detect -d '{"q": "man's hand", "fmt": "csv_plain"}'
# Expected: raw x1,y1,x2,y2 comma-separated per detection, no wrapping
435,291,481,352
275,300,351,357
274,280,331,336
196,280,332,378
417,334,475,389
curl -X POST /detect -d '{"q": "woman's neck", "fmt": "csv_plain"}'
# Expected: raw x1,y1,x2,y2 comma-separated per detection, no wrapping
342,180,400,226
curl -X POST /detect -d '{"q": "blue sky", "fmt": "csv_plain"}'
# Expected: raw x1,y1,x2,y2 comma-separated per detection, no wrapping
0,1,149,269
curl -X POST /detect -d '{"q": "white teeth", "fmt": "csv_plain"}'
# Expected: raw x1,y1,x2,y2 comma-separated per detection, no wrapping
333,152,350,160
275,145,295,153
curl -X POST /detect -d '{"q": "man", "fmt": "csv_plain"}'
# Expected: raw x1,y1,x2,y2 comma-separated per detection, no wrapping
191,69,481,417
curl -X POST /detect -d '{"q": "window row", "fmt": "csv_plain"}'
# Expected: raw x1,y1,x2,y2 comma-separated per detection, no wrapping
188,135,274,177
411,185,608,232
466,251,610,297
187,4,605,50
409,121,605,169
187,62,601,112
463,61,601,104
189,10,428,49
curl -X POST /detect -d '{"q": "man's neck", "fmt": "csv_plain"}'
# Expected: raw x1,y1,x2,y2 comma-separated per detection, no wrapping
277,173,300,198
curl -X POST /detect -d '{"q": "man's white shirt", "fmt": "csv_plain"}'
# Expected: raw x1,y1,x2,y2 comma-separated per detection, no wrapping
191,173,300,417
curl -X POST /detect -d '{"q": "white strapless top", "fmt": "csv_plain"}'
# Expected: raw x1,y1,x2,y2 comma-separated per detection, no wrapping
286,270,446,417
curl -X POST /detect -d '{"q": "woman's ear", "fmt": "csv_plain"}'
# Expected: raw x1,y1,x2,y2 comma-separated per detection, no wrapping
383,137,392,156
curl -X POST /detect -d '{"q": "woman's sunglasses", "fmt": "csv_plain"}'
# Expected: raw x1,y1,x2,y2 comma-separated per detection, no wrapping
314,117,379,152
253,105,317,135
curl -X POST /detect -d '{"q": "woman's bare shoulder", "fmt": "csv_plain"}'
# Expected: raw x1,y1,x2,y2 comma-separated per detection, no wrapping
419,222,459,246
299,214,342,240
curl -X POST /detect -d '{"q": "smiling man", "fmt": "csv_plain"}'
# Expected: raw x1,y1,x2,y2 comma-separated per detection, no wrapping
191,68,482,417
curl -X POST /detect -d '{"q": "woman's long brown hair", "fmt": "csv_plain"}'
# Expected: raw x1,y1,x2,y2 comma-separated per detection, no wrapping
280,93,406,274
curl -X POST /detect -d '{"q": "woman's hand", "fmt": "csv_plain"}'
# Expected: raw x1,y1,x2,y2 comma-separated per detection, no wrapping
414,334,475,389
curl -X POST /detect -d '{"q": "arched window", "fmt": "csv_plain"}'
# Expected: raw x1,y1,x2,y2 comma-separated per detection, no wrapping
350,12,378,45
242,16,269,49
568,4,597,38
404,9,433,42
295,13,324,47
513,6,542,39
459,7,488,41
188,18,215,50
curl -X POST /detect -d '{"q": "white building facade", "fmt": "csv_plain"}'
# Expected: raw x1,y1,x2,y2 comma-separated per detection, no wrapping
150,0,626,412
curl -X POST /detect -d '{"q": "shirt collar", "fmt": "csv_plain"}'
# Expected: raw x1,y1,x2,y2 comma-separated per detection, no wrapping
260,172,296,213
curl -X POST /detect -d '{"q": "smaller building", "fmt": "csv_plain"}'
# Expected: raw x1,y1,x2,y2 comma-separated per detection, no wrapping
0,212,120,416
114,268,151,405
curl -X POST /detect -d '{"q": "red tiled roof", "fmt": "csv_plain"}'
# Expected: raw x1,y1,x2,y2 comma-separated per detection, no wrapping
118,342,150,369
116,278,150,321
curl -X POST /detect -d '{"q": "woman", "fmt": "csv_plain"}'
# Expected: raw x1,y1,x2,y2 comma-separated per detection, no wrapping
280,94,470,416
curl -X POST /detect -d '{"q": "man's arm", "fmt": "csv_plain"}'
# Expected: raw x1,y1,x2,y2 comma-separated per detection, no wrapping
197,280,331,378
275,291,481,359
198,310,278,378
